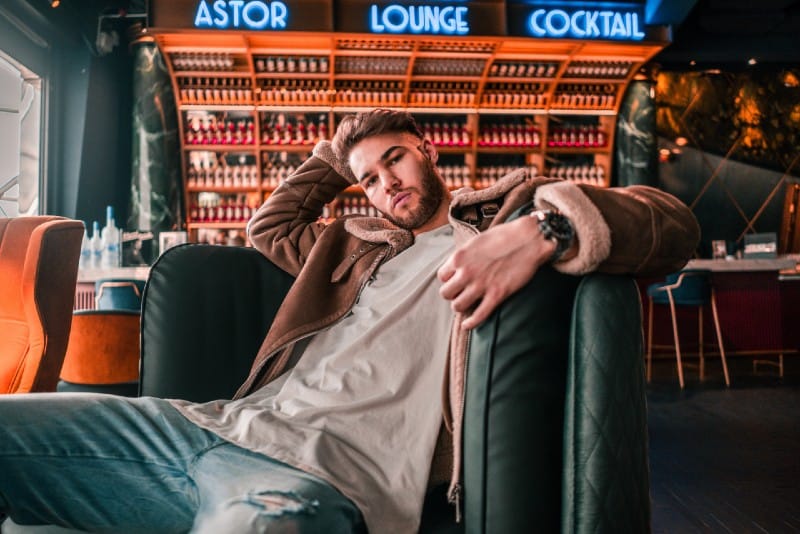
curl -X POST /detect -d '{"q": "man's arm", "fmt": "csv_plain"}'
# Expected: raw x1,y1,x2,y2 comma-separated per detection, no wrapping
247,142,356,276
534,181,699,276
439,181,700,329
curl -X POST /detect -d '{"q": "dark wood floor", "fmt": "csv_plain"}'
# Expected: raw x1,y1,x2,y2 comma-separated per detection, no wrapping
647,355,800,533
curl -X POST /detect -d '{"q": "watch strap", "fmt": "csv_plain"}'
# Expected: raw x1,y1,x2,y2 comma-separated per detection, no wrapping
529,209,575,263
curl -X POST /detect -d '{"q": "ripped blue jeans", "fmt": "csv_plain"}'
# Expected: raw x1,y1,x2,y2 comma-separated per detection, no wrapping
0,393,365,534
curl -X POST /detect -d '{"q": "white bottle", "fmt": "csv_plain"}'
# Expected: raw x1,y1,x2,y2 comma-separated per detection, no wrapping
90,221,102,269
79,227,91,270
100,206,121,269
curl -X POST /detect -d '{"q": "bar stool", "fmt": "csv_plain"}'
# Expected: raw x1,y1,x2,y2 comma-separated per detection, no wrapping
646,269,731,389
95,278,146,311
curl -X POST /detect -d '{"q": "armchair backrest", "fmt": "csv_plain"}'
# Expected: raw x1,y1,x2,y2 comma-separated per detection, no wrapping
0,216,84,393
140,244,293,400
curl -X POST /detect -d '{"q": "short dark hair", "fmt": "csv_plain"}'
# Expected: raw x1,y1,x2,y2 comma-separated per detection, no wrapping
332,109,424,163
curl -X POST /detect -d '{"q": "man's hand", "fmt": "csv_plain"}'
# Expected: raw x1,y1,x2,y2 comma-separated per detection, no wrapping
438,216,557,330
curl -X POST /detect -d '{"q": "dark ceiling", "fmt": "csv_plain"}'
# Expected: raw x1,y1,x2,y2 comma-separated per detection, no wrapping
653,0,800,69
26,0,800,70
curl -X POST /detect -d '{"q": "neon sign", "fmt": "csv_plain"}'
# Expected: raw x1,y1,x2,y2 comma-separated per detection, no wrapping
503,2,647,41
527,6,645,40
369,4,470,35
193,0,289,30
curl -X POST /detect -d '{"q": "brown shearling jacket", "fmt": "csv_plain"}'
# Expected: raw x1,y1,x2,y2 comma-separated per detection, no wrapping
236,149,700,513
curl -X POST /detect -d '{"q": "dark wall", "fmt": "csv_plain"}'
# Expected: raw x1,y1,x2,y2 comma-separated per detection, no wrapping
657,138,787,258
75,46,133,228
0,0,133,227
655,69,800,257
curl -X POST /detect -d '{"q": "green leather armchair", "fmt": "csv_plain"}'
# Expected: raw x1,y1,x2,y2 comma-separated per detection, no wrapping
5,242,649,534
138,244,651,534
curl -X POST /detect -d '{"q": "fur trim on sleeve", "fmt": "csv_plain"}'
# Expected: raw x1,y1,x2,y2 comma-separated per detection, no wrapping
534,181,611,275
312,141,357,184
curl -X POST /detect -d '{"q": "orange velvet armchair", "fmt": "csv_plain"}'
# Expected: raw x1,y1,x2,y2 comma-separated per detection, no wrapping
0,216,84,394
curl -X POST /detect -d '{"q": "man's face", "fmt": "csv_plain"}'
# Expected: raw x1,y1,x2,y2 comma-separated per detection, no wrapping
348,132,450,234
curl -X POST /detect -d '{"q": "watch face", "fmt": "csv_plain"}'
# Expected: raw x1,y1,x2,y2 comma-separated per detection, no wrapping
546,212,574,241
531,209,574,262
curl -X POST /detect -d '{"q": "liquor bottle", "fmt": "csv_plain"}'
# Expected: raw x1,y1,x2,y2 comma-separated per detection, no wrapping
187,165,198,188
307,122,317,144
597,129,607,147
90,221,102,269
245,120,255,145
294,121,306,145
100,205,121,269
282,124,293,146
79,227,91,270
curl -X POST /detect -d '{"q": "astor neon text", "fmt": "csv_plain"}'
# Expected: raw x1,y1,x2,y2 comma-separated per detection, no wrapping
194,0,289,30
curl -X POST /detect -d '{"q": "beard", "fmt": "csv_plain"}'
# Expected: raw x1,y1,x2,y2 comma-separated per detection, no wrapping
381,157,447,231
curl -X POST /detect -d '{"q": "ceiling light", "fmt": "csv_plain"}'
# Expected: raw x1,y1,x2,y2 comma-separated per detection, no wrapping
50,0,60,7
675,137,688,147
747,58,757,66
689,60,696,66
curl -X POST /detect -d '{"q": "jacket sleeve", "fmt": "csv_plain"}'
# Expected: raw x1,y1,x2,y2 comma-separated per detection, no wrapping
533,180,700,277
247,153,352,277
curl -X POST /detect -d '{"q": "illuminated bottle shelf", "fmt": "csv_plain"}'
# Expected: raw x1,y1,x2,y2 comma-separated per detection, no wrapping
153,31,665,240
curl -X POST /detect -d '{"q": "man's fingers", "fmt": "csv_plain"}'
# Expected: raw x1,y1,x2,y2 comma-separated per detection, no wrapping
437,260,455,283
450,283,484,314
439,271,466,300
461,295,498,330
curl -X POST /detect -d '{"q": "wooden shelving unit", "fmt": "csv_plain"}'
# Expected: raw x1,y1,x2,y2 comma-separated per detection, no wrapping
151,31,665,241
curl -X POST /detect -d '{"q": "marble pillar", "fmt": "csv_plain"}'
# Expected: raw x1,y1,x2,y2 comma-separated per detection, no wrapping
128,38,181,259
615,80,657,187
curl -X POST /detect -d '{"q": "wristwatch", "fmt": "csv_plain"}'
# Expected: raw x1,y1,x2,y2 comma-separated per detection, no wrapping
529,209,575,263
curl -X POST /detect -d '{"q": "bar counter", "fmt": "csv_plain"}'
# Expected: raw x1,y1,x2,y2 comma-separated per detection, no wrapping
645,256,800,364
78,266,151,283
686,257,798,272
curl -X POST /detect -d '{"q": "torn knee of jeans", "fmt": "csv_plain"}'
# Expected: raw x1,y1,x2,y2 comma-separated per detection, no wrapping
241,490,319,518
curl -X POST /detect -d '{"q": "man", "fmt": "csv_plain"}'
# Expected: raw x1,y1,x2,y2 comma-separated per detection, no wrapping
0,109,699,533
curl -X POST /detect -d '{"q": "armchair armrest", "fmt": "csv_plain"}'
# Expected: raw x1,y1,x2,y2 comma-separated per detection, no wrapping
463,269,649,534
140,244,294,401
563,273,650,533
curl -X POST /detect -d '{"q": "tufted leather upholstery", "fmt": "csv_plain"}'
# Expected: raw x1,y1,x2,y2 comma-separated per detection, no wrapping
562,274,650,533
0,216,84,394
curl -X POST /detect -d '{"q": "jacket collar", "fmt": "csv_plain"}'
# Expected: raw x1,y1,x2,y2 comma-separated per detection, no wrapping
448,168,529,212
343,217,414,252
341,169,530,250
